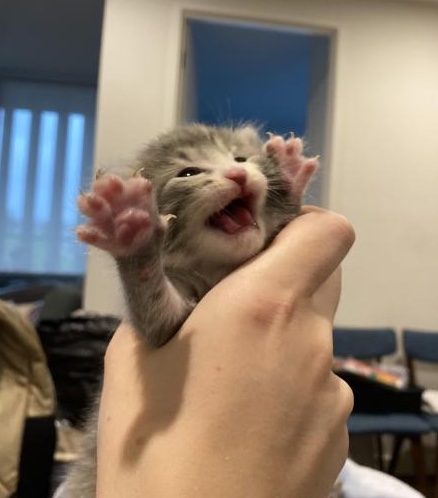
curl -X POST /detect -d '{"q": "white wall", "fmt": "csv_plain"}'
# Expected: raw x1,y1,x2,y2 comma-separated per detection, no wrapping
85,0,438,337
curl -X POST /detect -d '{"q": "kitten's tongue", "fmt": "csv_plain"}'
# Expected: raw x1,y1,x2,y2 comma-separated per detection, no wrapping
209,201,255,234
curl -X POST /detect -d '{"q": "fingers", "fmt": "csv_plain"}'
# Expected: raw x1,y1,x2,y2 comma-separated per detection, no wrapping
241,207,355,301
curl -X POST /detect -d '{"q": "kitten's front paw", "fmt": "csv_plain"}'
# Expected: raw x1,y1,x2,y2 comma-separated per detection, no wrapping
76,175,163,257
264,134,319,199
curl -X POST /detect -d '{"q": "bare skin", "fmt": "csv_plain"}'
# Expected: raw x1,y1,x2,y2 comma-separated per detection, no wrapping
96,207,355,498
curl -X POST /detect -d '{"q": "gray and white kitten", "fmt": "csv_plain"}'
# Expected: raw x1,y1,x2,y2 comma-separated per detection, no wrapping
61,124,319,497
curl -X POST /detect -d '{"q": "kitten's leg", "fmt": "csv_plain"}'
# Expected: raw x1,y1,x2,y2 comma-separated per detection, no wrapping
77,175,194,347
264,134,319,200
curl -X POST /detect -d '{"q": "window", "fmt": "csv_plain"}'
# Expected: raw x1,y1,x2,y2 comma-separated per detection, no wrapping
0,81,96,275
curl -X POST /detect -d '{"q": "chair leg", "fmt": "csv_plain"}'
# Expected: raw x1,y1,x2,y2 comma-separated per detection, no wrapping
388,435,404,474
410,435,427,495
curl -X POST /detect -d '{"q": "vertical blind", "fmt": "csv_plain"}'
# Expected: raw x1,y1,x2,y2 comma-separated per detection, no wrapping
0,81,96,275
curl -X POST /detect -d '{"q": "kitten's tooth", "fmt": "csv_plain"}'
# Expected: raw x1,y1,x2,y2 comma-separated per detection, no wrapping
289,132,295,139
266,132,274,139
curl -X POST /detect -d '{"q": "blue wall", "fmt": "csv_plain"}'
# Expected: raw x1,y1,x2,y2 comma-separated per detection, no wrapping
189,20,313,136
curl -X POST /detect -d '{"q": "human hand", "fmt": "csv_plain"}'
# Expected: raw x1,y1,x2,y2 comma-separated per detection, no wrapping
96,207,355,498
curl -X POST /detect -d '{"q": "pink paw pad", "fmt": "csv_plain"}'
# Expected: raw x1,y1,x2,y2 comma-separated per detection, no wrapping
264,134,319,199
76,175,161,257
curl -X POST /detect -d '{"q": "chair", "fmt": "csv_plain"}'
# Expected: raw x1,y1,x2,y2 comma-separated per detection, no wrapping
333,327,430,493
403,329,438,498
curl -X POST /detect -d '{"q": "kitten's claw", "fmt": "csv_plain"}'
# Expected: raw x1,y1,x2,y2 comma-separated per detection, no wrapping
162,213,177,223
95,167,105,180
76,225,107,247
133,167,146,178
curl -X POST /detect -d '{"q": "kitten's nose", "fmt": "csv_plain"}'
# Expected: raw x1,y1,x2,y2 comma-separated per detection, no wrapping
225,167,247,187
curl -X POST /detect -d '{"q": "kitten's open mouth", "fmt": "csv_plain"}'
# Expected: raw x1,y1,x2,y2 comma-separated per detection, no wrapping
208,195,258,235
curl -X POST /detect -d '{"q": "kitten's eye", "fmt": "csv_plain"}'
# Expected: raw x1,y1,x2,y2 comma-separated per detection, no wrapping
234,156,247,163
177,167,203,177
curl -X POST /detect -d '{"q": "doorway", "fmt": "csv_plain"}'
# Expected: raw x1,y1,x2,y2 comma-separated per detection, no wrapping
179,13,335,206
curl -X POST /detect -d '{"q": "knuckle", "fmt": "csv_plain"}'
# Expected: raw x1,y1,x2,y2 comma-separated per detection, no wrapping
319,376,353,441
325,212,356,248
334,375,354,419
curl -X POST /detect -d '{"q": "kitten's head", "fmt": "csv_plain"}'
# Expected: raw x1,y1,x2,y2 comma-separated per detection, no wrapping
135,124,275,269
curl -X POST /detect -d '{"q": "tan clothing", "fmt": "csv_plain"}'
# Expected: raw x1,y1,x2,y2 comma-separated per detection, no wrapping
0,301,55,497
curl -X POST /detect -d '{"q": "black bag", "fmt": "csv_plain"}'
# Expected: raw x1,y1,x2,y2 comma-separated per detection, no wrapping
36,314,120,425
336,370,424,414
